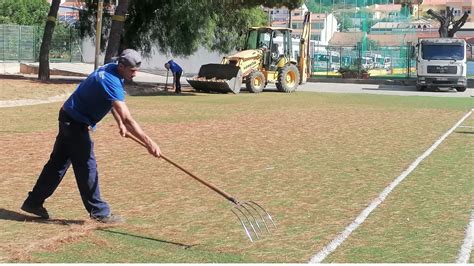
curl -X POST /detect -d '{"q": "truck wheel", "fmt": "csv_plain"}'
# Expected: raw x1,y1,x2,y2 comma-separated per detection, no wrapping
416,85,425,91
246,70,265,93
276,65,300,92
455,87,466,92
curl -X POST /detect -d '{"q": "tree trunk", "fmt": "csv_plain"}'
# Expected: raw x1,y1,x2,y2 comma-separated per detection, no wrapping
38,0,61,81
427,8,448,38
104,0,130,64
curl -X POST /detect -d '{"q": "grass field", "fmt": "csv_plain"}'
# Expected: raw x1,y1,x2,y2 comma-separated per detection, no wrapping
0,80,473,263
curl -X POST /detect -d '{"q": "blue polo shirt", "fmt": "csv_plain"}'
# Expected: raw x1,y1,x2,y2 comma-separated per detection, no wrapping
62,63,125,128
167,60,182,74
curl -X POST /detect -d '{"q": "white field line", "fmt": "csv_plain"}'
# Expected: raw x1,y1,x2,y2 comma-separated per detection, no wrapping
456,208,474,263
309,109,474,263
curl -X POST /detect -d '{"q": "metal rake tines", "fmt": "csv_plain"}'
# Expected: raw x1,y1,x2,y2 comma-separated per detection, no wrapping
231,201,276,242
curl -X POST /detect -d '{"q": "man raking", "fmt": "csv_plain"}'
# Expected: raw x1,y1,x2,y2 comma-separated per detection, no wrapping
21,49,160,223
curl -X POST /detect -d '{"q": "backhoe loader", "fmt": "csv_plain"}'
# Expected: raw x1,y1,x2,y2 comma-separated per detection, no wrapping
187,12,312,94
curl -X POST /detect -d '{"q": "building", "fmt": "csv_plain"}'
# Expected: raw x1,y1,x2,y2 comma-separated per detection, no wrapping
46,0,116,25
265,4,338,45
420,0,474,21
367,4,405,20
371,19,439,34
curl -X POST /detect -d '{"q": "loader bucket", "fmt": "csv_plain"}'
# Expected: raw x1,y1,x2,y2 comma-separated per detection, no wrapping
187,64,243,94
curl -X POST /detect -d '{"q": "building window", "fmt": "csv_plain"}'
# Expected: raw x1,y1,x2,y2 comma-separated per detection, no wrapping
311,34,321,41
292,23,301,29
311,22,324,29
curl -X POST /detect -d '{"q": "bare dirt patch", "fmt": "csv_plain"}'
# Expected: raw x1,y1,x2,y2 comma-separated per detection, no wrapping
0,77,195,103
0,77,77,101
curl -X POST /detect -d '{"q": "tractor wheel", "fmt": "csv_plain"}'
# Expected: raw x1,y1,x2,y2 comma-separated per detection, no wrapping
416,84,425,91
276,65,300,92
246,70,265,93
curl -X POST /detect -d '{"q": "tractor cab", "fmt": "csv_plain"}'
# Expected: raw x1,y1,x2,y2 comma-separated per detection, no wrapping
245,27,293,70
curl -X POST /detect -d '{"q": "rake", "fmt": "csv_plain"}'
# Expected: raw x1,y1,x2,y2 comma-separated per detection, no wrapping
125,133,276,242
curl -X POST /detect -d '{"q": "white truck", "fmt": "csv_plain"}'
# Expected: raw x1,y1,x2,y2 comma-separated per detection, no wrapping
415,38,467,92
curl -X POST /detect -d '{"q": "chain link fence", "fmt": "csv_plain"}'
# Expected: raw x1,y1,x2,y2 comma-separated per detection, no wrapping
0,24,83,63
311,43,416,79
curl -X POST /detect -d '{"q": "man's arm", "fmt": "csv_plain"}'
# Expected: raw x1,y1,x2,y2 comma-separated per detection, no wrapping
111,107,127,137
112,100,161,157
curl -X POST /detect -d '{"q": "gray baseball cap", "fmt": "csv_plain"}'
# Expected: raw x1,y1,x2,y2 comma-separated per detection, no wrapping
114,49,142,68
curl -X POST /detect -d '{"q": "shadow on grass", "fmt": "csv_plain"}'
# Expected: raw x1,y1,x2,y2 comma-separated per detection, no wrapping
456,131,474,134
98,228,195,249
126,83,199,97
0,208,85,225
363,84,460,93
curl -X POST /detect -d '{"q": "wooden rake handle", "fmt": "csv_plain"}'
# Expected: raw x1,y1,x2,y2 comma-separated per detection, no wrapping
125,133,239,205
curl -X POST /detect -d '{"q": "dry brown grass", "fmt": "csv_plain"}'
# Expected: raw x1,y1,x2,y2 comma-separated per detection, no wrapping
0,78,77,100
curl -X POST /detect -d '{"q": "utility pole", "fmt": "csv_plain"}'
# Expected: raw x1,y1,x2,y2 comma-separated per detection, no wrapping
94,0,104,69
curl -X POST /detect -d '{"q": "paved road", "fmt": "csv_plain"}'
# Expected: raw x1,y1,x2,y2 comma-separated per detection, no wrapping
2,62,472,98
296,82,474,98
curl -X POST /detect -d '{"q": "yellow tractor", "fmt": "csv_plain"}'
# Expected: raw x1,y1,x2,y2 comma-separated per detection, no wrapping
187,12,311,94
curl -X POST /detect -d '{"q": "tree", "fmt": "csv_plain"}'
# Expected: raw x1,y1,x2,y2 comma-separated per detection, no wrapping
0,0,49,25
286,0,305,30
104,0,130,64
335,13,354,31
78,0,304,63
392,0,424,17
427,7,469,38
38,0,60,81
306,0,332,13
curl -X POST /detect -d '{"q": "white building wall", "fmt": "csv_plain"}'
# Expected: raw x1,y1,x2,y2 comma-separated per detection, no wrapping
81,38,227,75
321,14,338,44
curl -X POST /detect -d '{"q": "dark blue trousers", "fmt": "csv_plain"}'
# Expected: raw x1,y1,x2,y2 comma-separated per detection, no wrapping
175,71,182,93
25,109,110,218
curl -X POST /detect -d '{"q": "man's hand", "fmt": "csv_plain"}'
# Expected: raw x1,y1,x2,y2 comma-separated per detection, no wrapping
118,123,127,137
147,140,161,157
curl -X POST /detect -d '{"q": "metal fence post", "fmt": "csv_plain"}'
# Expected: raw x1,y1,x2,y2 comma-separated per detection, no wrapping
69,27,72,62
406,41,412,78
2,25,4,61
18,25,21,61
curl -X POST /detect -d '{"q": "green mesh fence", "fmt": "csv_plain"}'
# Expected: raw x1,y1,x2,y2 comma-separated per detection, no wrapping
0,24,36,61
311,44,416,78
0,24,83,62
309,0,419,78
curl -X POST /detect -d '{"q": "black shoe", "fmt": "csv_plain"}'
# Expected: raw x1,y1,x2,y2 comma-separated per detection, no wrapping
21,201,50,219
91,214,125,224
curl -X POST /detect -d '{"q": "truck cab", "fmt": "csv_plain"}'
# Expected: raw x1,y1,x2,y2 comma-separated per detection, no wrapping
415,38,467,92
